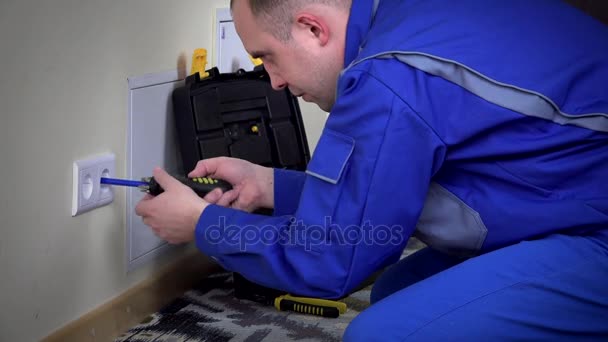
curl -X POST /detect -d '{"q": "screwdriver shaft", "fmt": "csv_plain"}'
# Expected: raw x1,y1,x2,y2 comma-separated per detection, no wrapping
100,177,148,188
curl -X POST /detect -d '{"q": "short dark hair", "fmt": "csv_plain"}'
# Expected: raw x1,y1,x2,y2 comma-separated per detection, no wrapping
230,0,351,41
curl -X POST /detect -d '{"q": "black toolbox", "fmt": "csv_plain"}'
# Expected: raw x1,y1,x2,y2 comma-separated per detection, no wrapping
171,66,310,305
172,66,310,174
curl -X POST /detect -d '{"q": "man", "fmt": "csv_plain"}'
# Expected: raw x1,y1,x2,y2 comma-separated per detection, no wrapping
136,0,608,340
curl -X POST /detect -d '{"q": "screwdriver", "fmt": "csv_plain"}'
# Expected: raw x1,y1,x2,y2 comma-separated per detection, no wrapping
274,294,347,318
100,175,232,197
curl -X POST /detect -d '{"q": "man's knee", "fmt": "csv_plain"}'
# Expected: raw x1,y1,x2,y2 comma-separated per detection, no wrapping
343,308,379,342
369,280,389,304
369,276,405,304
343,300,421,342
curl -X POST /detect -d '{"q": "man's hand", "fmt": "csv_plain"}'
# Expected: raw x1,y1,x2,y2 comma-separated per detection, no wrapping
189,157,274,212
135,167,207,244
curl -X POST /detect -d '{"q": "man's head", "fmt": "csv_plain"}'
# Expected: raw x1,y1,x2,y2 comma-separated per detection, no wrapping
230,0,352,112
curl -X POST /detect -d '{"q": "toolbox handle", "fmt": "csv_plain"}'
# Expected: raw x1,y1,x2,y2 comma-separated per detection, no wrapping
186,66,270,87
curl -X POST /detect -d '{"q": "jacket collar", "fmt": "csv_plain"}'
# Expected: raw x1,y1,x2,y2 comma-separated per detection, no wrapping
344,0,377,67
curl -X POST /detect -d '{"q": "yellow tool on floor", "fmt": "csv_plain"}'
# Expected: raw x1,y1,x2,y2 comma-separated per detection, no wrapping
274,294,347,318
233,273,346,318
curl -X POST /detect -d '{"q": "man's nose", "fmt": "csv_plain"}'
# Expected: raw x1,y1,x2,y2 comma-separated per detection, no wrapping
269,74,287,91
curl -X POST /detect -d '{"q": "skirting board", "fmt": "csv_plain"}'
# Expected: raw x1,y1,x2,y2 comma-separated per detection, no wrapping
42,251,222,342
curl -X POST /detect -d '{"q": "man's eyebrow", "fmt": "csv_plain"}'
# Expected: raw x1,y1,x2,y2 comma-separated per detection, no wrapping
249,51,270,59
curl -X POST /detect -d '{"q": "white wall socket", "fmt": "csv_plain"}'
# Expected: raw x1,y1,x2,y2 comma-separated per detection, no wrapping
72,153,116,216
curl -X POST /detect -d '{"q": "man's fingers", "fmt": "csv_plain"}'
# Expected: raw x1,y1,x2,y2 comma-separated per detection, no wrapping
188,160,209,178
218,190,239,207
152,167,182,190
135,199,151,216
135,194,154,216
189,157,222,178
203,188,223,203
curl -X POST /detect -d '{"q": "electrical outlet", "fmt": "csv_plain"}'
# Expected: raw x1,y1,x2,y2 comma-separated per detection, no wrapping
72,153,116,216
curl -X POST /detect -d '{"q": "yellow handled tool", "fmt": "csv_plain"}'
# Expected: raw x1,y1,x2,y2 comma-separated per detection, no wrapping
274,294,347,318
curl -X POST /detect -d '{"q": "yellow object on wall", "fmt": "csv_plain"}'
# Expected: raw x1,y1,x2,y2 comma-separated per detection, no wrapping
191,48,209,78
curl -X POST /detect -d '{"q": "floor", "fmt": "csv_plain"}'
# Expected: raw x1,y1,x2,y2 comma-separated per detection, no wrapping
116,239,426,342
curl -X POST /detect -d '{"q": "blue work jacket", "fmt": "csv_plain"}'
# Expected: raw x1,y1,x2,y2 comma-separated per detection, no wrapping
196,0,608,298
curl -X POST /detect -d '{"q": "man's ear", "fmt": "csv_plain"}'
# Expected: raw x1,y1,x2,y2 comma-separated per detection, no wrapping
294,14,330,46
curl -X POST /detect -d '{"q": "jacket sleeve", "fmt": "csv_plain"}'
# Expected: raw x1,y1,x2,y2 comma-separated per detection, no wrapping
272,168,306,216
195,67,446,299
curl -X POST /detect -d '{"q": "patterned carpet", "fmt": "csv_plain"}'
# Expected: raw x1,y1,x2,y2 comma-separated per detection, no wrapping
115,239,425,342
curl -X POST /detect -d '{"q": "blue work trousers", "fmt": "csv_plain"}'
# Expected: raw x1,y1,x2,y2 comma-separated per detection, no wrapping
344,228,608,341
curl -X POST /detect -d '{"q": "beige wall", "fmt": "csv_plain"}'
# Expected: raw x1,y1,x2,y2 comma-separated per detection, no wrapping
298,101,328,155
0,1,327,340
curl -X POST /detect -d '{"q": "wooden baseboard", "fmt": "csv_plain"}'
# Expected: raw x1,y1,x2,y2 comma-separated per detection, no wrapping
42,251,222,342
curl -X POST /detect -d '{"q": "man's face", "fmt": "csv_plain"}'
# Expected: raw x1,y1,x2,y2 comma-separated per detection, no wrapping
232,0,342,112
